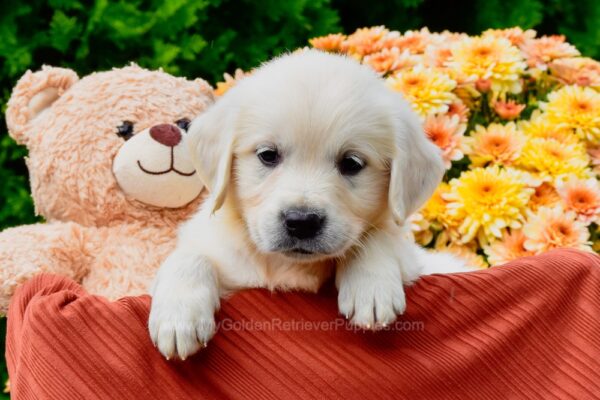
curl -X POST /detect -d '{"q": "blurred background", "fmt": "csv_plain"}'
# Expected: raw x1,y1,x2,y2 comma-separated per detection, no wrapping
0,0,598,396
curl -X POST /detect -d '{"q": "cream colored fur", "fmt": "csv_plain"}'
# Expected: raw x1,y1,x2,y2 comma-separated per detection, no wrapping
149,50,472,360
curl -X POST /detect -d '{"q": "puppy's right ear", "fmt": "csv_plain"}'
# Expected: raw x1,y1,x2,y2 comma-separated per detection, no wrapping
6,66,79,145
186,98,236,213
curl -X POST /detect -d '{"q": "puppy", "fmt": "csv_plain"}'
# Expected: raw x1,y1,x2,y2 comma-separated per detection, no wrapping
149,50,470,360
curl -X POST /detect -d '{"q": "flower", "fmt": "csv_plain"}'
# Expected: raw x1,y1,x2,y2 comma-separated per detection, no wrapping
382,28,433,54
556,178,600,225
483,27,537,46
465,123,525,167
423,114,467,168
409,212,433,245
363,48,419,75
588,146,600,175
447,100,470,123
523,206,591,253
445,166,535,244
549,57,600,88
519,112,578,144
341,26,389,57
386,66,457,118
543,85,600,142
493,100,526,120
421,183,462,232
442,245,489,269
484,230,535,266
448,36,526,94
214,69,249,96
517,137,590,182
520,35,580,70
309,34,346,52
528,181,561,212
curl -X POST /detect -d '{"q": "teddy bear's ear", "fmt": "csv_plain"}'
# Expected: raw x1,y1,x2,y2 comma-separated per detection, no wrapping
6,66,79,145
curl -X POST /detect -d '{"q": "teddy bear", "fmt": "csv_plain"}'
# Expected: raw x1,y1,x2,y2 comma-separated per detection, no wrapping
0,64,214,313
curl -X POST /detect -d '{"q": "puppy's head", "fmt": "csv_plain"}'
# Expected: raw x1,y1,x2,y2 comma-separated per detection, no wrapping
188,50,443,262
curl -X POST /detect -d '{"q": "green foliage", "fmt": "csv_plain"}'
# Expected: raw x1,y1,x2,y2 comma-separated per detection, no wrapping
0,1,598,397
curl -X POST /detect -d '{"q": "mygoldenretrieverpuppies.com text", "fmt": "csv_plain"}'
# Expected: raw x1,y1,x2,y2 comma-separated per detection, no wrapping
211,318,425,333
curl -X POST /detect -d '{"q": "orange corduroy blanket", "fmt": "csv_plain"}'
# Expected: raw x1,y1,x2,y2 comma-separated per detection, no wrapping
6,248,600,400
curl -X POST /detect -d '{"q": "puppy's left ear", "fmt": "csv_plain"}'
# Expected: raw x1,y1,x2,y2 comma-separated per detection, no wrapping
388,95,444,225
186,98,236,213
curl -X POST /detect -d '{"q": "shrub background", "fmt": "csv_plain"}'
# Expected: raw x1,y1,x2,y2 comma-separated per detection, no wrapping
0,0,598,396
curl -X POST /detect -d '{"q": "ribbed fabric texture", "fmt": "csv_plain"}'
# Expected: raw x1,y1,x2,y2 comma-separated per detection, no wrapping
6,248,600,400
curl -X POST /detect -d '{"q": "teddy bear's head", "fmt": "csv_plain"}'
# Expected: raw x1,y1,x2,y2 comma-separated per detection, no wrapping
6,65,213,227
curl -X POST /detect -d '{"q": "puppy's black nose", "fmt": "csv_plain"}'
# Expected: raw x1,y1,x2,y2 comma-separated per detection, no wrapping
283,209,325,240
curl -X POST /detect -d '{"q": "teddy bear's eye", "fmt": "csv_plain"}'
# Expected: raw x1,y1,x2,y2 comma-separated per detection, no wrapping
116,121,135,140
175,118,191,132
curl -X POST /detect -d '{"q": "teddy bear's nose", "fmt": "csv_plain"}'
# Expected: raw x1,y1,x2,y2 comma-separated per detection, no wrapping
149,124,182,147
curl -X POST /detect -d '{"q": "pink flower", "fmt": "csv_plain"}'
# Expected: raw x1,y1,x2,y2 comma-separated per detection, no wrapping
484,230,535,266
556,178,600,225
423,114,467,169
523,206,591,253
493,100,526,120
362,48,418,75
549,57,600,88
520,35,580,70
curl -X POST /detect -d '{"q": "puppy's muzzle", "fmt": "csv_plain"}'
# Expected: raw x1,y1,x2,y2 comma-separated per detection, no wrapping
282,208,326,240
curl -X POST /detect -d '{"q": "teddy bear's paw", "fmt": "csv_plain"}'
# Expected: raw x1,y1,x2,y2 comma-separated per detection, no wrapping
149,289,219,360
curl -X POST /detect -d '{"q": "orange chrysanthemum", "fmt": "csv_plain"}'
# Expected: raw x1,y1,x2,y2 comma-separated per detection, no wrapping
556,178,600,225
341,26,389,58
423,114,467,168
528,181,561,212
493,100,526,120
362,48,419,75
523,206,591,253
520,35,580,69
447,100,470,123
465,123,525,167
484,230,535,266
483,27,537,46
309,34,346,52
549,57,600,88
214,69,250,96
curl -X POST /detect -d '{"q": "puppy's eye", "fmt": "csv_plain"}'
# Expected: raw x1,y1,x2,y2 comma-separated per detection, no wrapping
338,153,365,176
257,147,280,167
116,121,134,140
175,118,191,131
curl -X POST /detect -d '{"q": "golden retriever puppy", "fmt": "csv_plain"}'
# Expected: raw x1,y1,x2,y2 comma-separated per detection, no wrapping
149,50,470,360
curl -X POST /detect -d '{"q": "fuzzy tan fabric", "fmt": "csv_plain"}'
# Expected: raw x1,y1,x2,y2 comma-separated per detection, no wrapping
0,65,214,312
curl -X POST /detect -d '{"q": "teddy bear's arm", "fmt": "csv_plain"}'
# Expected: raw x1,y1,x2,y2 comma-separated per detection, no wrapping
0,221,90,314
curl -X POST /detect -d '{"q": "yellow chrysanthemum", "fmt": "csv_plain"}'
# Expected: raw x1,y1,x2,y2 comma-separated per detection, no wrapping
409,212,433,245
420,183,461,231
542,85,600,142
519,111,579,144
444,166,535,244
465,122,525,167
386,66,457,118
448,36,526,94
516,137,590,182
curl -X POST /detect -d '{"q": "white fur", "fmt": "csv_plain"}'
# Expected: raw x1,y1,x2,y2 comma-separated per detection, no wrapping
149,50,473,359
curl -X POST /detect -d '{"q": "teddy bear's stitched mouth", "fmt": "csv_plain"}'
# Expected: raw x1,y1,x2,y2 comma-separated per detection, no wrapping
137,160,196,177
136,147,196,177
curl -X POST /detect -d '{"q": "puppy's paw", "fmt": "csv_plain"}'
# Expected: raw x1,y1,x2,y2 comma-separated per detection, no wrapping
338,272,406,329
149,287,219,360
